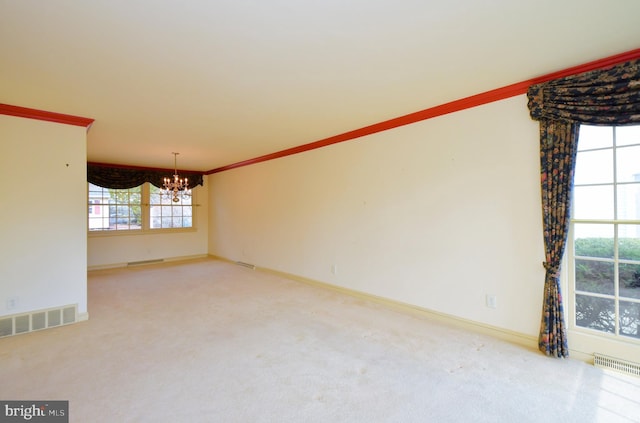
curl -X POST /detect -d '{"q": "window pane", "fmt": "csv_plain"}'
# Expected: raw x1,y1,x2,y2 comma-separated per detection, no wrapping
573,223,613,240
575,294,615,333
88,216,107,230
574,233,614,259
619,227,640,259
573,185,614,220
616,145,640,183
619,262,640,300
88,184,112,231
616,184,640,220
619,300,640,339
150,205,161,229
574,149,613,185
131,206,141,224
575,259,614,295
616,125,640,147
150,191,161,203
578,125,613,150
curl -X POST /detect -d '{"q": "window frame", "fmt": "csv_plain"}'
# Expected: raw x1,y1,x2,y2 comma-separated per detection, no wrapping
87,182,197,236
566,124,640,344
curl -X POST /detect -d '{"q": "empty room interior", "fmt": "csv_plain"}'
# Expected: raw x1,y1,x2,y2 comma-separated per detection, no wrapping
1,1,640,422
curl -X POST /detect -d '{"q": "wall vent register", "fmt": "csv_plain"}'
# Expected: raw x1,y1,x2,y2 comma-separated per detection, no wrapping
0,305,77,338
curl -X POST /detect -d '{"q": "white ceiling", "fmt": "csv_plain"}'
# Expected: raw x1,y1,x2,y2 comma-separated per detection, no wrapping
2,0,640,172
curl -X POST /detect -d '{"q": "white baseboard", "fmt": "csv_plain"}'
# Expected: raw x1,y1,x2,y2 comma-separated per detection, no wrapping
567,329,639,365
88,262,128,271
209,255,540,353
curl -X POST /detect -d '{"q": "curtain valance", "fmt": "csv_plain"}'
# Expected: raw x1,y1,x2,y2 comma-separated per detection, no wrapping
527,59,640,125
526,57,640,358
88,164,204,189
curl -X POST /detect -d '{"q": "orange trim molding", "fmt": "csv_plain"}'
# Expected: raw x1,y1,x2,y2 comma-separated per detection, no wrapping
207,47,640,174
0,104,94,128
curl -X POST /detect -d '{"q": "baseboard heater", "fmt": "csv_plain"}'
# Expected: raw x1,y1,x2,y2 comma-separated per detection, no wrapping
235,261,256,270
0,305,77,338
128,259,164,266
594,353,640,377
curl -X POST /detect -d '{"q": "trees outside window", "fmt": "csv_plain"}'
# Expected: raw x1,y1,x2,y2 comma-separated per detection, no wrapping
570,125,640,340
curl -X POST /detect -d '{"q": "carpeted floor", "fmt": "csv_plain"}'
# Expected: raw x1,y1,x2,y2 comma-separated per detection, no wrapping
1,258,639,422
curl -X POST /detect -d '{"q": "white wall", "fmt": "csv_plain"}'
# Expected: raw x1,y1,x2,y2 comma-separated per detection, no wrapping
87,186,208,268
208,95,547,338
0,115,88,317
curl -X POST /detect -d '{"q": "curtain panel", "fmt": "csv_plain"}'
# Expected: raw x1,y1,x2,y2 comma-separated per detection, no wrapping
527,59,640,358
88,164,204,189
537,119,578,358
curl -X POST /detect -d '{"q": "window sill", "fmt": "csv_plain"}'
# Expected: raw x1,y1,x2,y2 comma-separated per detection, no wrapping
88,227,197,237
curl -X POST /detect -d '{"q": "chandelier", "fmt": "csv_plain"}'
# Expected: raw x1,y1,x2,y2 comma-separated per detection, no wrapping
163,152,191,203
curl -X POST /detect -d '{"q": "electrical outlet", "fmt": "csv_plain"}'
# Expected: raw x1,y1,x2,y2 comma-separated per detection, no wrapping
6,297,18,310
486,295,497,309
331,264,337,275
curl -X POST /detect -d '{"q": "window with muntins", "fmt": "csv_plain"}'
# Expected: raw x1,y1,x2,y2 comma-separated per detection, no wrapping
569,124,640,341
88,183,193,232
149,184,193,229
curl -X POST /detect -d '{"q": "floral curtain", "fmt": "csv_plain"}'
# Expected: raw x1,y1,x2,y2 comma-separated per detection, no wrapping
88,164,204,189
537,120,578,357
527,58,640,358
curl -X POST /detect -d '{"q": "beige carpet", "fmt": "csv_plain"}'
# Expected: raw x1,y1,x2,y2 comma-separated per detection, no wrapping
1,258,639,422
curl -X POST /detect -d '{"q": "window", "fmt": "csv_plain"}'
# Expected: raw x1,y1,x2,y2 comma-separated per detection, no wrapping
569,125,640,341
149,185,192,229
88,183,194,232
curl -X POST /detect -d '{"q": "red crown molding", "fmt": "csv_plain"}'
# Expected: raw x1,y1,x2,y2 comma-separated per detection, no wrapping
0,104,94,128
206,47,640,175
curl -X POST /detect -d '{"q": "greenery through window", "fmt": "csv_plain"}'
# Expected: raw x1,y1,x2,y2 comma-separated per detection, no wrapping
570,124,640,341
88,183,193,232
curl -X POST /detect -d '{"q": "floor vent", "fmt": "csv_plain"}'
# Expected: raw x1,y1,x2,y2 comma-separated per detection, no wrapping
127,259,164,266
235,261,256,270
594,353,640,377
0,305,77,338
